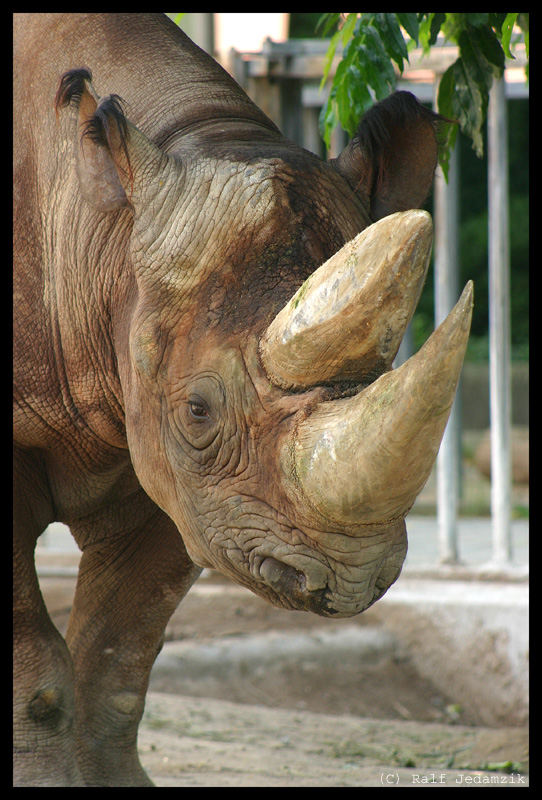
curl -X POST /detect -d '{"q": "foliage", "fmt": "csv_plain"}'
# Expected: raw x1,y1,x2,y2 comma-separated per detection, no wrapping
317,13,528,178
289,12,322,39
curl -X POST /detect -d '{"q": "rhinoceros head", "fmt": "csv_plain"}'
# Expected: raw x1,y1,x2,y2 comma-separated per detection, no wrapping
57,70,472,616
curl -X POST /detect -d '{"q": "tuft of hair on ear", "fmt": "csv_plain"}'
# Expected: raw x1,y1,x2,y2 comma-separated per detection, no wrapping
81,95,128,149
54,67,93,114
81,95,133,194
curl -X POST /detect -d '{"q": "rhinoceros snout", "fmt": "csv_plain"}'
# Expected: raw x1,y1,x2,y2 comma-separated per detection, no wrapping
258,556,394,617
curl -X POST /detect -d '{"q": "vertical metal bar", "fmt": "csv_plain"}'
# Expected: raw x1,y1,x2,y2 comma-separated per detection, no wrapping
280,79,303,145
393,323,413,367
301,105,324,157
434,142,461,563
488,77,513,564
329,124,348,159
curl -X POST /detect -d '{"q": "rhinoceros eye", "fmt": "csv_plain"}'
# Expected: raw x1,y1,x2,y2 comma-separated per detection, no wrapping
188,396,210,421
175,374,224,451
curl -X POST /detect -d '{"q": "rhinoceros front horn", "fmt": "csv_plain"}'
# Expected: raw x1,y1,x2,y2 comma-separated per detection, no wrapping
283,281,473,527
260,210,433,388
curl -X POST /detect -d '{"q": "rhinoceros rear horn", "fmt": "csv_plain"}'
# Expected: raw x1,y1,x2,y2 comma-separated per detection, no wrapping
55,68,166,213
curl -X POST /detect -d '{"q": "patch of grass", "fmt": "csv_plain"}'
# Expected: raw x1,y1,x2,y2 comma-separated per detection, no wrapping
481,760,524,774
513,505,529,520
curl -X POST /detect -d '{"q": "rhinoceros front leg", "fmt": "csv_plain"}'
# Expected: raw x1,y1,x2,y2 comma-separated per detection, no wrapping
13,447,84,787
13,543,84,786
66,499,200,787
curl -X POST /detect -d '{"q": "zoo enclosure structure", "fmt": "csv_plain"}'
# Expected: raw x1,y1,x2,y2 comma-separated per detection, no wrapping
228,36,528,572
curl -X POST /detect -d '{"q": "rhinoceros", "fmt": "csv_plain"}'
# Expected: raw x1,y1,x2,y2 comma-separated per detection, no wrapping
13,12,472,787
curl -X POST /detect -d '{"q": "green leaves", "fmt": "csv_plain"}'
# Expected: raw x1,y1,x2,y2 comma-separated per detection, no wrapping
501,14,517,57
438,17,506,161
318,13,399,149
418,13,444,53
317,12,529,175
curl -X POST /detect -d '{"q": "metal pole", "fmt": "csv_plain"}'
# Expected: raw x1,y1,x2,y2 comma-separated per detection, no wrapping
488,77,513,564
393,323,413,367
433,142,461,563
329,124,348,159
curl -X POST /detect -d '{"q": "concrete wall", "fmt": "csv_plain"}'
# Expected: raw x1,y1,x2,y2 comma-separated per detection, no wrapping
376,579,528,727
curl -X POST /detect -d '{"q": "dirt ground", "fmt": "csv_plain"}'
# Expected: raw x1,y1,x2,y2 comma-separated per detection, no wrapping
39,570,529,787
139,693,528,787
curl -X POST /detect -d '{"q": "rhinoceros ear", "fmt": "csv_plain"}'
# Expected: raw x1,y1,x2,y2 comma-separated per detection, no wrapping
55,68,167,214
330,91,445,222
55,69,129,211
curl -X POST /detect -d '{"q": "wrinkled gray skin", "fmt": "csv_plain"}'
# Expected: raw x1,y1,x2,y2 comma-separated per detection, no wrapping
14,14,447,786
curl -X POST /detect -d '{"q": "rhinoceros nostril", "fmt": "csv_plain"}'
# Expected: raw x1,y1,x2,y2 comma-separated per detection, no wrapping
259,557,306,595
259,557,333,614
